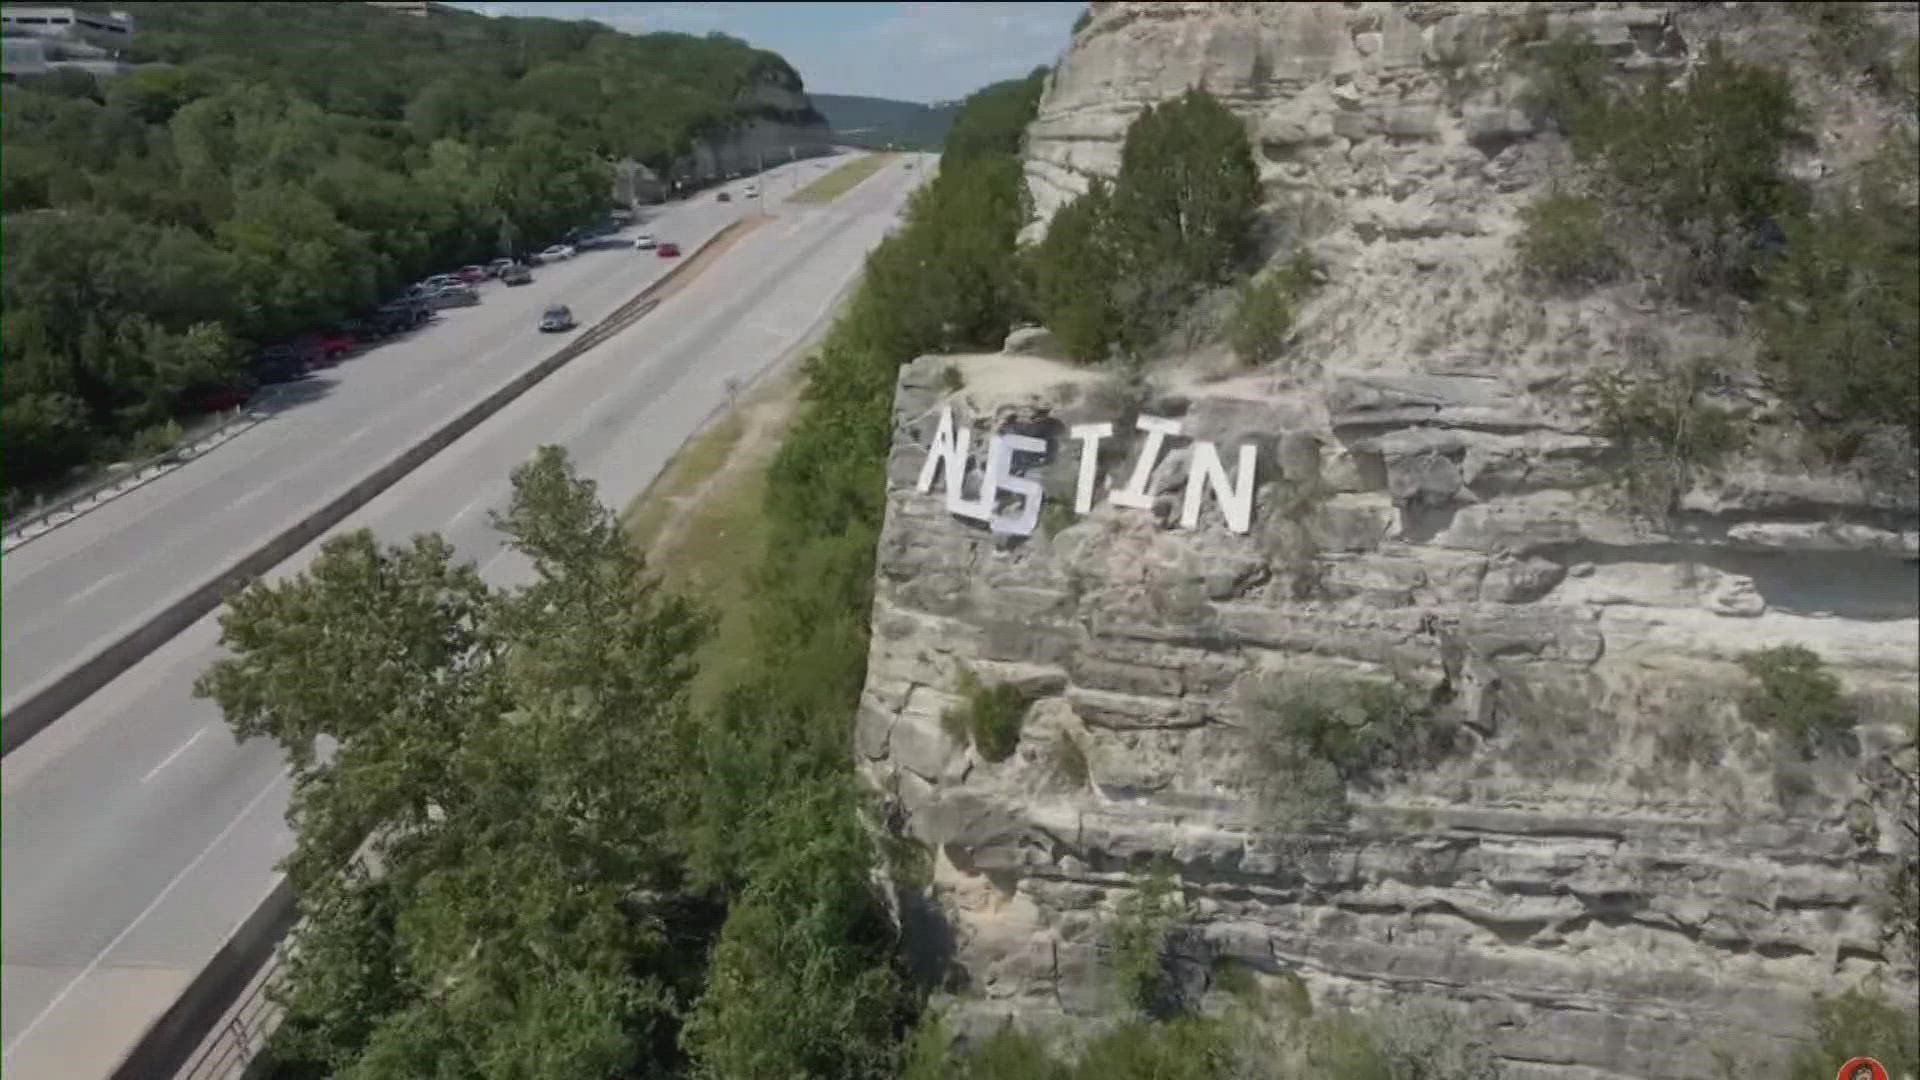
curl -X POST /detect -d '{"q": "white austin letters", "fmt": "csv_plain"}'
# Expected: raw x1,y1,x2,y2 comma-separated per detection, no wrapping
917,406,1257,537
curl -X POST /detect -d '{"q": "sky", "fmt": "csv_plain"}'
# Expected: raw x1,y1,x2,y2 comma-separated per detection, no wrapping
452,2,1084,104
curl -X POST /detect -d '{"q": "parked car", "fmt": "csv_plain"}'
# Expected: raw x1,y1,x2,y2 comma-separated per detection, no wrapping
632,233,657,251
657,242,681,258
295,329,357,366
501,263,533,286
421,273,460,291
423,283,480,309
455,265,488,285
486,257,517,278
535,244,576,263
375,300,431,335
181,382,254,414
253,352,309,385
538,305,576,332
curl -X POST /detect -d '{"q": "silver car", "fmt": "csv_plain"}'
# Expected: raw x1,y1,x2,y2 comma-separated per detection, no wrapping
423,283,480,309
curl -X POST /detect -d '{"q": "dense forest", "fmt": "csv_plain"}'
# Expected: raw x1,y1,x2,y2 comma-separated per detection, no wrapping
813,93,959,151
0,1,820,504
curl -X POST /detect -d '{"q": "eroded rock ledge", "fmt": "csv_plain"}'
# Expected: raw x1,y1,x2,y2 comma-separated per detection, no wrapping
859,354,1919,1080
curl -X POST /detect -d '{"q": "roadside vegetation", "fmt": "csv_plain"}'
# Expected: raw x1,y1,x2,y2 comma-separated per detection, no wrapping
789,152,900,204
1,1,821,503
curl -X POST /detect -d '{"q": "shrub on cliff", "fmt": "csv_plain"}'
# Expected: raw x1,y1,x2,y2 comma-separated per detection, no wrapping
1031,87,1260,360
1737,645,1856,754
1515,193,1618,286
1229,252,1316,366
1759,136,1920,461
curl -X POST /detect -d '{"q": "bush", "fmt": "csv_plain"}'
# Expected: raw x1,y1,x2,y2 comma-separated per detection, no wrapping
943,667,1033,762
1246,672,1438,780
1030,88,1260,361
1515,193,1616,286
1030,180,1121,361
1589,358,1747,519
1785,985,1920,1080
1519,31,1612,133
1108,865,1189,1017
1577,42,1803,291
1737,645,1855,753
1229,253,1315,366
1759,138,1920,458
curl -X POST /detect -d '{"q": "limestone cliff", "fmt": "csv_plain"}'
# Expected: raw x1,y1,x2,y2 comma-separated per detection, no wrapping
860,4,1920,1078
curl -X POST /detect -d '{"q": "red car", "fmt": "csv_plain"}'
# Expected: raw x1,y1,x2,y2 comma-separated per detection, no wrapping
296,330,358,367
455,265,488,284
657,242,681,258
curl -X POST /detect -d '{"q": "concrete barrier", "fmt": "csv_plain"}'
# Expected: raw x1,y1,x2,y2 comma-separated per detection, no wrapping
108,876,297,1080
1,218,749,758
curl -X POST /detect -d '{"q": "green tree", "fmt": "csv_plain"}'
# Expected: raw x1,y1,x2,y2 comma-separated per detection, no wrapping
195,447,713,1079
1030,179,1120,361
1110,89,1261,290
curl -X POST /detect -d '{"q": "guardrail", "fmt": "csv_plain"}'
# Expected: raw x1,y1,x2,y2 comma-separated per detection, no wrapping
1,219,746,759
50,219,755,1080
2,402,274,554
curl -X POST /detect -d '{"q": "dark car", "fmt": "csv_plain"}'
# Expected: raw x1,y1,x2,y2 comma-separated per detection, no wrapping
501,263,533,286
716,191,731,203
181,382,254,415
538,305,576,333
375,300,431,335
253,352,309,385
657,242,681,258
296,329,357,367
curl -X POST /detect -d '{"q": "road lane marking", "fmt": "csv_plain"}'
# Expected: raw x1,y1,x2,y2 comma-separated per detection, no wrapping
345,424,371,442
1,771,287,1064
64,570,126,607
140,725,210,783
230,484,272,510
454,497,487,523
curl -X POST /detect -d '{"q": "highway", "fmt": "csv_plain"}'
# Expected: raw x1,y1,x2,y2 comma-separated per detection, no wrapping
0,153,835,722
0,150,933,1078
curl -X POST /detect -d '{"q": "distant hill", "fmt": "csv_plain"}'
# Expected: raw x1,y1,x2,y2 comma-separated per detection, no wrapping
812,93,959,150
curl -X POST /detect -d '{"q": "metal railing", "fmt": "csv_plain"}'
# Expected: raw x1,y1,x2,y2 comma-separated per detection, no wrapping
2,400,275,553
173,955,282,1080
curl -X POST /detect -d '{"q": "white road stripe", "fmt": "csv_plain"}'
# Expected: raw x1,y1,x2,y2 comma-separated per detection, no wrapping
1,772,287,1063
140,725,210,783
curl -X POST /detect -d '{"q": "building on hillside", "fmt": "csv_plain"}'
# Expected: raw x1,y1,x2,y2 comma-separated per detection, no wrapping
0,5,134,38
0,5,134,80
366,1,430,16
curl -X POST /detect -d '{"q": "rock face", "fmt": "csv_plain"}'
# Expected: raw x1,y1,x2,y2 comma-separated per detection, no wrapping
669,80,833,184
861,4,1920,1075
861,349,1919,1079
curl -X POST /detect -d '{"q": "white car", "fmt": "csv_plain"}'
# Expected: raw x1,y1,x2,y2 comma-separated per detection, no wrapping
743,184,758,198
536,244,576,262
632,233,657,251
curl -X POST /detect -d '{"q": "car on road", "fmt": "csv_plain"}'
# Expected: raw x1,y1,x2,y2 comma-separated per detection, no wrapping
744,184,758,198
422,283,480,309
533,244,576,263
657,242,681,258
455,265,488,284
716,191,731,202
632,233,657,251
538,305,576,332
501,263,533,286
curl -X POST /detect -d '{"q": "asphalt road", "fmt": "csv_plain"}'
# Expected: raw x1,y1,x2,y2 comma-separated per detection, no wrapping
0,153,837,721
0,151,934,1079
